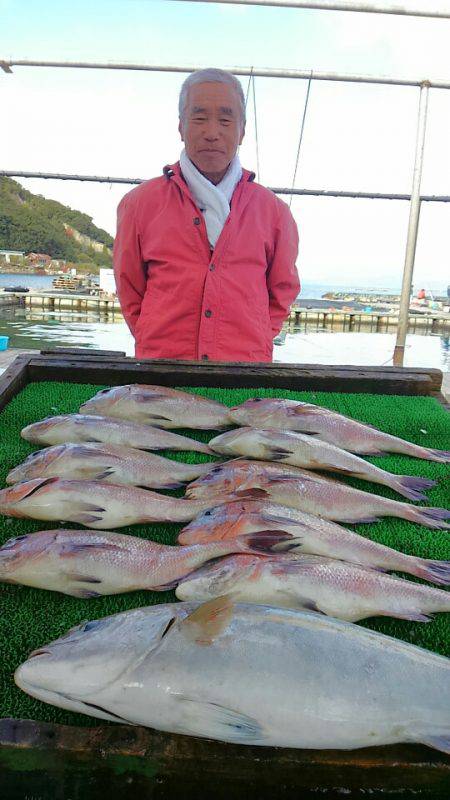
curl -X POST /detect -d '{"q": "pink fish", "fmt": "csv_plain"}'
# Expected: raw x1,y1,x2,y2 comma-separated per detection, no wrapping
21,415,212,454
179,501,450,585
80,384,231,429
0,477,222,528
229,398,450,462
7,443,216,489
176,553,450,622
185,460,450,530
208,428,437,501
0,528,292,597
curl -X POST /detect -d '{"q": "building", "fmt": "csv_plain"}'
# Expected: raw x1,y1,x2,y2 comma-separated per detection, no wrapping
0,249,24,264
26,253,52,267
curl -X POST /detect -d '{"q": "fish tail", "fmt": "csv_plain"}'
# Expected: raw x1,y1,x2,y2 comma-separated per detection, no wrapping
400,504,450,530
389,474,437,501
410,558,450,586
427,448,450,463
235,531,297,554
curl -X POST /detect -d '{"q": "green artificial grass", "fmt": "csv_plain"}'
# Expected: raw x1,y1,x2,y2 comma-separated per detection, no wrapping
0,381,449,728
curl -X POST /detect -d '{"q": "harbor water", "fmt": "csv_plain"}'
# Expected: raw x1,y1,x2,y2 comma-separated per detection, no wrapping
0,274,448,371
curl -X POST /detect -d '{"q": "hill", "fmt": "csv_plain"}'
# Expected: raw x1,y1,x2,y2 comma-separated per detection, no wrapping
0,177,113,267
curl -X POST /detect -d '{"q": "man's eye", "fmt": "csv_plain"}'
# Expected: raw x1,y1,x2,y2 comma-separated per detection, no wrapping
220,119,231,124
193,117,207,122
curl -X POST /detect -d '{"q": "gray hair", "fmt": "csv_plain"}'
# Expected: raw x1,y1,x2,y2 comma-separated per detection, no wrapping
179,68,246,124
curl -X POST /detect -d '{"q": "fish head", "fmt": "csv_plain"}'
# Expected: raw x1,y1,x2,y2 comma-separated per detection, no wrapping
178,502,250,543
6,446,67,484
21,416,68,444
15,603,185,712
0,530,57,577
177,554,261,600
0,477,59,516
186,461,257,499
79,386,126,415
208,428,255,456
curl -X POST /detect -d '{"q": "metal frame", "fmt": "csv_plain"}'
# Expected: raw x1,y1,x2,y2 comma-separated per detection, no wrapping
2,55,449,365
168,0,450,19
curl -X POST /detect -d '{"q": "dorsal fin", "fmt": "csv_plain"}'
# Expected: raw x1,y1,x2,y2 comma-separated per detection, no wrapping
181,596,234,646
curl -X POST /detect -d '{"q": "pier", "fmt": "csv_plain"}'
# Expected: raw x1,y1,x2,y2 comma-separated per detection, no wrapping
288,307,450,334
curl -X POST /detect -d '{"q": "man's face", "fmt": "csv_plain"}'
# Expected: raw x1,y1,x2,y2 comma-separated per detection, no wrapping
179,81,245,182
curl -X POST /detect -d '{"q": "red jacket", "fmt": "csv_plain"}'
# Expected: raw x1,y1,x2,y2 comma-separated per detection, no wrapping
113,162,300,362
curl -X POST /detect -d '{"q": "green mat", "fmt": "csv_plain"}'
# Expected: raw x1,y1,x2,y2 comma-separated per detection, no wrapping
0,381,449,728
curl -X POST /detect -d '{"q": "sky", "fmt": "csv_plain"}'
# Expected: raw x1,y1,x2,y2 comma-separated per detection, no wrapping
1,0,450,290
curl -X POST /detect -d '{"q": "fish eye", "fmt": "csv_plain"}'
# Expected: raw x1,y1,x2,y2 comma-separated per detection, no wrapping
26,451,41,460
204,510,212,517
96,389,110,396
252,398,263,402
83,619,106,632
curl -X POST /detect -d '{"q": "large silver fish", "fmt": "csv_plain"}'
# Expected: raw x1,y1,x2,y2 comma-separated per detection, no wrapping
0,528,291,597
80,384,231,429
7,443,216,489
186,460,450,530
0,477,219,528
230,398,450,462
179,501,450,585
21,415,211,454
208,428,437,501
176,553,450,622
15,597,450,752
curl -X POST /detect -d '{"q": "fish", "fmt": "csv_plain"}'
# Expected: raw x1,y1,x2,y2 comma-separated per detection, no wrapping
6,443,216,490
229,397,450,462
178,501,450,585
185,461,450,530
208,428,437,501
0,528,293,597
15,597,450,752
21,414,212,454
80,384,231,429
176,553,450,622
0,477,225,528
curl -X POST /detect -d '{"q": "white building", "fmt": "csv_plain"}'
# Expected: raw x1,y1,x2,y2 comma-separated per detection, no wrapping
0,249,24,263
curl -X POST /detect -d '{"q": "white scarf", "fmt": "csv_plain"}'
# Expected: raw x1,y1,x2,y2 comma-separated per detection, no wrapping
180,148,243,248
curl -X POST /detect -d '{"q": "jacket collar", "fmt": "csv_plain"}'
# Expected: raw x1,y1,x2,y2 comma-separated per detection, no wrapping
163,162,255,185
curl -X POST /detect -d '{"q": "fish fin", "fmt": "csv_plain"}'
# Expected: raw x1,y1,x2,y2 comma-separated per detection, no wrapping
413,559,450,586
428,448,450,463
154,481,185,490
93,469,116,480
296,597,324,613
234,488,269,499
72,589,102,598
172,694,264,744
394,611,433,623
152,580,179,591
70,514,105,524
181,595,234,645
262,446,293,461
65,572,103,583
353,516,380,524
417,731,450,755
237,531,298,554
61,542,123,555
392,475,437,502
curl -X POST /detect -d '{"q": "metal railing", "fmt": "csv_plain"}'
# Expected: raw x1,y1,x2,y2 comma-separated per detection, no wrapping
2,49,449,364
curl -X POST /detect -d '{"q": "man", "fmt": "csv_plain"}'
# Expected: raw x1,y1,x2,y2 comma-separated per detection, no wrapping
114,68,300,362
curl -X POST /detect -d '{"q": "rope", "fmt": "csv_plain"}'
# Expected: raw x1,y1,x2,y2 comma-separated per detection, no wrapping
289,71,313,208
252,75,261,182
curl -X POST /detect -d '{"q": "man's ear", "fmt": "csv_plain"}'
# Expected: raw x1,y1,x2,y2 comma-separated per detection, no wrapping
178,118,185,142
239,124,246,146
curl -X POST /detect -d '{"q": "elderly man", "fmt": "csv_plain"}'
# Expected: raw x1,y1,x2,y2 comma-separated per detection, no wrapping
114,68,300,362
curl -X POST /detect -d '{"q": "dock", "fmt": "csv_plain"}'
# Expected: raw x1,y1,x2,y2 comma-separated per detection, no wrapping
288,307,450,333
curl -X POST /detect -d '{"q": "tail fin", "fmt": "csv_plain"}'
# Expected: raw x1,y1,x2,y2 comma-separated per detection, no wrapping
236,531,298,554
391,475,437,502
424,448,450,464
410,559,450,586
402,504,450,530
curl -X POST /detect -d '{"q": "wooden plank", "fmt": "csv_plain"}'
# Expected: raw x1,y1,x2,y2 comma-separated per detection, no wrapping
25,356,435,396
0,718,449,796
0,354,32,413
39,347,127,358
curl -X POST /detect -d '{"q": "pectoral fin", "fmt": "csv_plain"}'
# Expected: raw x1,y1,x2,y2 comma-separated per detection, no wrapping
263,446,293,461
172,694,264,744
181,595,234,645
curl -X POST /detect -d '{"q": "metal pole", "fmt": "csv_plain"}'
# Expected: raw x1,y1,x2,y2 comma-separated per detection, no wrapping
393,82,430,367
169,0,450,19
2,59,450,90
1,170,450,202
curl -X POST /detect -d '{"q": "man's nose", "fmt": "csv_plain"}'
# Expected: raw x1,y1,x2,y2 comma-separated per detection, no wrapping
203,121,220,140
